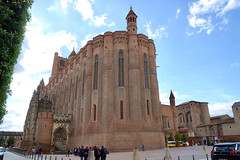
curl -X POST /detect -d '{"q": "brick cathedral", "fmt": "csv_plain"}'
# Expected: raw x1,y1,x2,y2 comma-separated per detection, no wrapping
22,7,180,153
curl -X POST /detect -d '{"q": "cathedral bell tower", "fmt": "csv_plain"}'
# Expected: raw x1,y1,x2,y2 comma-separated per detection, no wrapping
126,6,137,34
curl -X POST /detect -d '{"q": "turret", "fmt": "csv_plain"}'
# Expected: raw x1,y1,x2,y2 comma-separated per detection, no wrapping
169,90,178,132
126,6,137,34
232,101,240,123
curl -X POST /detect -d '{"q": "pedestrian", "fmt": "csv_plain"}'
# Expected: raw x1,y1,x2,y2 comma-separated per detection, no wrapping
31,147,35,158
79,145,85,160
100,146,107,160
39,147,42,155
84,145,89,160
94,146,100,160
142,145,145,151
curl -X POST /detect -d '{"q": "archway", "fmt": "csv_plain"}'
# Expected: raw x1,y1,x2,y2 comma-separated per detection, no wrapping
53,127,67,152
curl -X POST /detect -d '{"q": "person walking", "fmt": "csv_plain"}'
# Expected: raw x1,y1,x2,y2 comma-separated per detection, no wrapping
84,145,89,160
31,147,35,158
100,146,107,160
79,146,85,160
94,146,100,160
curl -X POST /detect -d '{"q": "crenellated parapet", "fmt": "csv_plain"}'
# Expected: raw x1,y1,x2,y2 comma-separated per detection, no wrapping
53,113,72,123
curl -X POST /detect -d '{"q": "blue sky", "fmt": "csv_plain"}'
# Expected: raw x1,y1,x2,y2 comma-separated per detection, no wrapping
1,0,240,131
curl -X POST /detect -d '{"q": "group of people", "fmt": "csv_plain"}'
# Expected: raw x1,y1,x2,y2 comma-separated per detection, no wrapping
67,145,108,160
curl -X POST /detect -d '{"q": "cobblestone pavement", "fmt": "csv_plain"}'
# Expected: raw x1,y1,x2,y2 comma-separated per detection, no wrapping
9,145,213,160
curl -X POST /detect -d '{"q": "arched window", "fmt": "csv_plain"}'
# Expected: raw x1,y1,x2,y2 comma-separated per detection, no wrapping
147,100,150,115
75,75,78,99
120,101,123,119
144,53,149,89
130,17,132,22
93,54,98,90
82,62,86,95
93,104,97,121
119,50,124,86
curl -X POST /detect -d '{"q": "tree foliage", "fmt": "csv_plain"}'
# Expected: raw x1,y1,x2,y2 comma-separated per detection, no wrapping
168,133,174,141
0,136,4,146
7,136,15,146
175,132,181,143
0,0,33,123
181,133,188,142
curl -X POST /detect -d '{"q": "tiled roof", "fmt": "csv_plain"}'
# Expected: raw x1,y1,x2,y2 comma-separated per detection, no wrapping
232,101,240,107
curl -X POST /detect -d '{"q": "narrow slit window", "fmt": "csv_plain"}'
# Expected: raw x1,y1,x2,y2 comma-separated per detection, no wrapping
120,101,123,119
118,50,124,86
93,54,98,90
147,100,150,115
82,63,86,95
144,53,149,89
93,104,97,121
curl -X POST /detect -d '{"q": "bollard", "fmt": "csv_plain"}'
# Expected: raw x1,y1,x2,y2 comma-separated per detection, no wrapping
41,155,43,160
192,155,195,160
45,155,47,160
62,158,63,160
50,156,51,160
55,157,57,160
206,154,209,160
178,156,180,160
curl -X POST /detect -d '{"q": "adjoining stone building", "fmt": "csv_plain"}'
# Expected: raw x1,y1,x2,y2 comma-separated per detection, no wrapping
22,7,166,153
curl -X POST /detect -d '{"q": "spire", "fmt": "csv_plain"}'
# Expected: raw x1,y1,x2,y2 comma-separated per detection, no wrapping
68,48,76,58
126,6,137,18
40,79,45,86
169,90,175,99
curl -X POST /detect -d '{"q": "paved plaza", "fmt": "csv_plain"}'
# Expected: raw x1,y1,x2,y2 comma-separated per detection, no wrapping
8,145,213,160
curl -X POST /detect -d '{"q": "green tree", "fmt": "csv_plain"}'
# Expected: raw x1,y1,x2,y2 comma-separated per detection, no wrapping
168,133,174,141
181,133,188,143
175,132,181,144
0,0,33,123
0,136,5,146
7,136,15,146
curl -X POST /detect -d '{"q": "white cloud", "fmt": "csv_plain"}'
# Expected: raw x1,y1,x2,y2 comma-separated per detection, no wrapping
209,101,239,117
94,14,107,27
60,0,73,9
74,0,114,27
144,22,168,39
74,0,94,21
0,17,78,131
108,22,115,27
47,6,56,11
187,0,240,35
176,8,181,18
81,33,93,47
